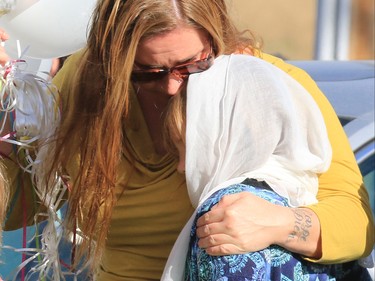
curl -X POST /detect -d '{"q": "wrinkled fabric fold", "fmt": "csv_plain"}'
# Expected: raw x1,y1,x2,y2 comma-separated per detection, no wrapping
185,55,331,208
162,54,332,280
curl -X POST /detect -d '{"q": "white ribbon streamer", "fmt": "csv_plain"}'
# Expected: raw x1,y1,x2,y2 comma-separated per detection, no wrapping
0,43,78,280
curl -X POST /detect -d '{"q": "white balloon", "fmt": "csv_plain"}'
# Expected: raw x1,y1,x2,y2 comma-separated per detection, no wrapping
0,0,97,59
17,56,52,75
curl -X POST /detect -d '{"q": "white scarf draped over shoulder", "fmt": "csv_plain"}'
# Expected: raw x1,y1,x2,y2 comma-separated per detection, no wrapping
161,54,332,280
185,54,331,208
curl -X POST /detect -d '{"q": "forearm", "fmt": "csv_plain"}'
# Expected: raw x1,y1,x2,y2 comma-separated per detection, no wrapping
264,187,373,263
274,206,322,259
307,183,374,263
261,52,374,262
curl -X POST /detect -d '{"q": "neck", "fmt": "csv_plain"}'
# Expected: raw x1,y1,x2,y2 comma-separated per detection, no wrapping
136,90,171,155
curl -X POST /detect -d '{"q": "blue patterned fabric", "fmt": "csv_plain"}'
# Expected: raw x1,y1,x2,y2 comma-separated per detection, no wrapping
184,180,371,281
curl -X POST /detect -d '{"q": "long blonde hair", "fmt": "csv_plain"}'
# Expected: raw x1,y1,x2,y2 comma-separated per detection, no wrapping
49,0,259,270
0,162,8,255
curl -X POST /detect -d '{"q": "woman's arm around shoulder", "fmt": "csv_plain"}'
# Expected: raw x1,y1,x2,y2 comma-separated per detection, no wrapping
259,52,374,263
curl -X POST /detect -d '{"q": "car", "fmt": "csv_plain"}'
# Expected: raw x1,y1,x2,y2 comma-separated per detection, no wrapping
1,60,374,280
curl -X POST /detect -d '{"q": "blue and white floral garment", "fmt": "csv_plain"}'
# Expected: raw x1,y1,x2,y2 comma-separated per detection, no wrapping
184,180,372,281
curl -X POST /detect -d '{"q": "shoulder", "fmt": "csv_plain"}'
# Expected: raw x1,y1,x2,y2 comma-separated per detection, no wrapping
254,52,319,91
214,54,283,80
52,49,86,107
52,49,86,90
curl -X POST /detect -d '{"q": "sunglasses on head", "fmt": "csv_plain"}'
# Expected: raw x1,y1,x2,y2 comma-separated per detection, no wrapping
131,54,214,83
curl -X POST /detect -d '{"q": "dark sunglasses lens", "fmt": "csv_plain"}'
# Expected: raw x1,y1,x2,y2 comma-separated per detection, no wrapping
131,56,214,82
182,57,214,75
131,71,167,82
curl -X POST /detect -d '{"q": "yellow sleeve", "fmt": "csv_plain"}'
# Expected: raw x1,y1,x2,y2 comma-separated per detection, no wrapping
259,53,374,263
52,50,84,111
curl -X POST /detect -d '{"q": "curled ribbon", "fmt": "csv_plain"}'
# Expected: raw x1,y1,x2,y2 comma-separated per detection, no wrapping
0,46,80,280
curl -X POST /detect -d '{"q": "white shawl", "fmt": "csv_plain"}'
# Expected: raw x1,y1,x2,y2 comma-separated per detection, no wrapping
161,55,332,280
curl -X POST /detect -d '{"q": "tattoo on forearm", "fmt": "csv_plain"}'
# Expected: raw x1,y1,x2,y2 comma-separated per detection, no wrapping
288,209,312,242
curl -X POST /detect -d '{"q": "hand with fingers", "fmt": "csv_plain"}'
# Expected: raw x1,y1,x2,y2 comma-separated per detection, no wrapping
196,191,286,255
196,191,321,258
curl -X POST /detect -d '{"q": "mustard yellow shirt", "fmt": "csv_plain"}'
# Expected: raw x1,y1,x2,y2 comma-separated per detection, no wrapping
3,52,374,280
258,53,374,264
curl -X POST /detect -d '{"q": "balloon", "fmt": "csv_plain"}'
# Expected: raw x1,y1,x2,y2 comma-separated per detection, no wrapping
13,56,53,76
0,0,97,59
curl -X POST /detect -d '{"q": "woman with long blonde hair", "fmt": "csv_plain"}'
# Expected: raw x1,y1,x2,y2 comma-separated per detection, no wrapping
0,0,373,280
